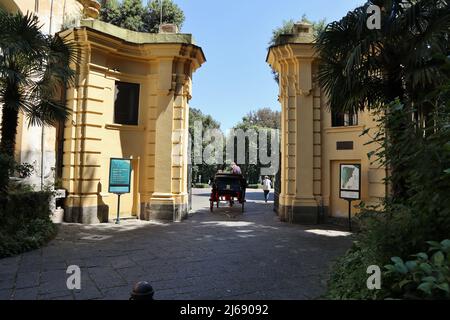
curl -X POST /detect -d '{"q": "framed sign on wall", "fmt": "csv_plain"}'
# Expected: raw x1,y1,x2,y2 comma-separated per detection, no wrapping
339,163,361,232
339,163,361,200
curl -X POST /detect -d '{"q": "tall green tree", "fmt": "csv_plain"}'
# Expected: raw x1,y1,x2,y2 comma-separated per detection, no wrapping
99,0,185,33
189,108,222,184
99,0,143,31
0,11,76,166
120,0,145,31
241,108,281,129
232,108,280,184
143,0,185,33
315,0,450,199
99,0,121,25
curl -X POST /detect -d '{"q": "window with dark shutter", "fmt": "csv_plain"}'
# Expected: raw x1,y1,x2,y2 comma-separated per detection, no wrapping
114,81,140,125
331,111,358,127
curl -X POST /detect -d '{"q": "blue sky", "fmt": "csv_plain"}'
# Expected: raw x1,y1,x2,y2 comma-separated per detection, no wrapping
172,0,365,130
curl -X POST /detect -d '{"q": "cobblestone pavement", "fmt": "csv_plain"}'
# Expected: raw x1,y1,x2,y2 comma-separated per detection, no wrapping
0,189,352,300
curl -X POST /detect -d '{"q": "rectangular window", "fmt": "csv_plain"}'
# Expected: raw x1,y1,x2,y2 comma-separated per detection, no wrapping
332,112,358,127
114,81,140,125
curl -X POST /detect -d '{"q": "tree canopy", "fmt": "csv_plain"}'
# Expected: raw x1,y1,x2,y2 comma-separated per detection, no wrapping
189,107,221,135
235,108,280,130
99,0,185,33
188,107,281,184
189,108,222,184
316,0,449,115
232,108,280,183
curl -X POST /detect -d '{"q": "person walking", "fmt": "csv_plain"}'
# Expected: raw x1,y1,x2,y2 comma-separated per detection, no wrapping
262,176,272,203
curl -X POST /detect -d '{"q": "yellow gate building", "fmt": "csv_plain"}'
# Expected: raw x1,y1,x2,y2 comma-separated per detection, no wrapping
1,1,386,225
59,20,205,223
267,23,386,224
0,0,205,224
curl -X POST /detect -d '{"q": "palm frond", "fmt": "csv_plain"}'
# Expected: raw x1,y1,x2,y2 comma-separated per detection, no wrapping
316,0,449,115
0,10,79,149
26,99,70,127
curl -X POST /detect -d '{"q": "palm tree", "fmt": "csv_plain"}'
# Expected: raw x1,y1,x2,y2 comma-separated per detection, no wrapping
315,0,450,198
0,11,76,175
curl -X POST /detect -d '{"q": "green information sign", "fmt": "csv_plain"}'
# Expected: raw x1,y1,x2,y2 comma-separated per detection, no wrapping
108,158,132,194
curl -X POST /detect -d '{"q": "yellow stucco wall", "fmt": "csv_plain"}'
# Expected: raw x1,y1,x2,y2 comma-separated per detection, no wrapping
0,0,83,189
4,1,83,33
267,23,386,223
0,0,20,12
59,20,205,223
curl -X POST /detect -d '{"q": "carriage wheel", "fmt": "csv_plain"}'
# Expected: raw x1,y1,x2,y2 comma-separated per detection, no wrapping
217,201,219,208
229,199,234,207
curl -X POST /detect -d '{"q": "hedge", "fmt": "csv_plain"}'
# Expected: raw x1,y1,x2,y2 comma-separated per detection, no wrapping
0,191,57,258
194,183,210,189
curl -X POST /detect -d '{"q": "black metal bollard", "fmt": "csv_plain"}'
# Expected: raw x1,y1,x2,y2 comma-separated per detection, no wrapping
129,281,154,300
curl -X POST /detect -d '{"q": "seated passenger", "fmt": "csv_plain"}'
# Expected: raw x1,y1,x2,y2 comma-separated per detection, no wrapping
231,162,242,175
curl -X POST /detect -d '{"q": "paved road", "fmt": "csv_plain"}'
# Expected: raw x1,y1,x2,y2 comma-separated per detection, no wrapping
0,189,352,300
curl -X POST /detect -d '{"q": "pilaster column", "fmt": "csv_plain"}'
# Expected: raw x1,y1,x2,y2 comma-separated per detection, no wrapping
266,22,319,224
148,58,177,220
294,58,315,197
146,58,191,222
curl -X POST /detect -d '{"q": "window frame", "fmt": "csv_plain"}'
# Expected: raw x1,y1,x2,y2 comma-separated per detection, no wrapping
113,81,141,126
331,111,358,128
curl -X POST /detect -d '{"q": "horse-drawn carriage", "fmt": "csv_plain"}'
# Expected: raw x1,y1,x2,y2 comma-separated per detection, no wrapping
209,173,247,213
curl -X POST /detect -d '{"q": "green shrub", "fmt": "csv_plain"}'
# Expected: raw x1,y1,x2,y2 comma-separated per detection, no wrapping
326,242,384,300
0,191,57,258
327,98,450,299
0,218,57,258
384,240,450,300
0,153,14,193
0,153,36,194
0,191,52,231
14,162,34,178
194,183,210,189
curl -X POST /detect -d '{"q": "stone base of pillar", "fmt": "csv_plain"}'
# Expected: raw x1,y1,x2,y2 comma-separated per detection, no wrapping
51,208,65,224
141,194,188,222
278,203,328,225
64,205,109,224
